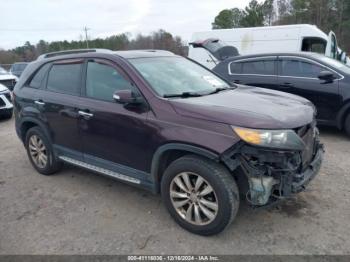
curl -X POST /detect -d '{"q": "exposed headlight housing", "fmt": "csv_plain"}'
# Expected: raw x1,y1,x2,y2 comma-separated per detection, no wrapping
233,126,305,151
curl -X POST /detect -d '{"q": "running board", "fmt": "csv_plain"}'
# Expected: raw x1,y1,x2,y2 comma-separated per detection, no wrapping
58,156,141,184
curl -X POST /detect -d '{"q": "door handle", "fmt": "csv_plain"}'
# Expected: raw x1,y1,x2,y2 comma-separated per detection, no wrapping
34,100,45,105
78,110,94,118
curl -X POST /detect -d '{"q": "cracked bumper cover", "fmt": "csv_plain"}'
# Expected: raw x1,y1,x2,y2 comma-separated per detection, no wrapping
291,144,323,194
221,129,324,206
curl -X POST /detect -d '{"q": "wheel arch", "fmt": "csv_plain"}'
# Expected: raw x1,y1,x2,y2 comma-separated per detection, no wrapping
18,117,51,143
336,102,350,130
150,143,220,193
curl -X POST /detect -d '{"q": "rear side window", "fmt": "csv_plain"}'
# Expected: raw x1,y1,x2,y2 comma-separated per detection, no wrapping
280,59,324,78
241,60,275,75
85,60,134,102
29,63,50,89
47,62,82,95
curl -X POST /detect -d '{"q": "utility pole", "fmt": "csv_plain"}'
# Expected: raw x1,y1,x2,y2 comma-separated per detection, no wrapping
83,26,90,48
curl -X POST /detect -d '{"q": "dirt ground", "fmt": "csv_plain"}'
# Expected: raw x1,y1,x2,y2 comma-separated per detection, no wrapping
0,117,349,255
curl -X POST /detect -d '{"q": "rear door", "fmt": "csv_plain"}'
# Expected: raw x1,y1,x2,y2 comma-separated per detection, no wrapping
37,59,83,159
277,56,341,122
227,57,279,89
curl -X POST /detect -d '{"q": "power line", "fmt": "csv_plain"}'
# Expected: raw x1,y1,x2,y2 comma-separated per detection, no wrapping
83,26,90,48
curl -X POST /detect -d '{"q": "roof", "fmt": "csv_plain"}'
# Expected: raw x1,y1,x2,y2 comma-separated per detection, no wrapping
113,50,175,59
36,49,175,60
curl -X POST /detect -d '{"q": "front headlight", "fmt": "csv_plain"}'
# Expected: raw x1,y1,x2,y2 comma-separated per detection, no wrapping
233,126,305,150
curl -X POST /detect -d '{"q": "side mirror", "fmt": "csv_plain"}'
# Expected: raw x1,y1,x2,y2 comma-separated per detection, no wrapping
113,90,143,105
318,71,335,82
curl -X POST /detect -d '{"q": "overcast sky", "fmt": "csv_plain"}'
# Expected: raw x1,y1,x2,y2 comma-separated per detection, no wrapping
0,0,261,50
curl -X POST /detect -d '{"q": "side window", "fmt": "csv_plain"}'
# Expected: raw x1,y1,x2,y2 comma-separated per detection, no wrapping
241,60,275,75
229,62,241,74
47,62,82,95
29,63,51,89
280,59,323,78
85,60,134,102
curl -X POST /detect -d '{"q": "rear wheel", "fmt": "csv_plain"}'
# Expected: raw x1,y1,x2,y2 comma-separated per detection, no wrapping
161,155,239,236
25,127,62,175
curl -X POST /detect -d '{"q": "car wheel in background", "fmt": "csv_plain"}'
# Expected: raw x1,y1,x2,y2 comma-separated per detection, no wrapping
0,108,13,120
25,126,62,175
345,114,350,137
161,155,240,236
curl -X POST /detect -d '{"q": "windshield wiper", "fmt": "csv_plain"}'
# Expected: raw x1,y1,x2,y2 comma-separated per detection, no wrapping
163,92,203,98
207,86,235,95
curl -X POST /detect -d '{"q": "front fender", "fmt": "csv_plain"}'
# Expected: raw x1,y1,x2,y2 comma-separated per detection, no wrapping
150,143,220,193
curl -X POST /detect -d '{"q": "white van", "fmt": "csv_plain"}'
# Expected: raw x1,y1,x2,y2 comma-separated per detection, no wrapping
189,24,349,69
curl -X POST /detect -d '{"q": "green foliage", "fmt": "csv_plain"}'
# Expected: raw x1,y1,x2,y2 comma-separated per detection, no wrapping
212,0,274,29
0,29,185,64
277,0,350,52
212,0,350,52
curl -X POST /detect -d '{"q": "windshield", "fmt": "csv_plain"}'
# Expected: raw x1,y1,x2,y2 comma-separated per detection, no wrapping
319,56,350,74
0,67,9,75
129,56,230,97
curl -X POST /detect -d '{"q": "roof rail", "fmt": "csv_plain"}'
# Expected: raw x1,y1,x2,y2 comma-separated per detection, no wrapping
37,49,112,60
143,49,174,54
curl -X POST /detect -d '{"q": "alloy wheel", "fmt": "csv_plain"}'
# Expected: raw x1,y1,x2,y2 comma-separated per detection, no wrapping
170,172,218,225
29,135,48,169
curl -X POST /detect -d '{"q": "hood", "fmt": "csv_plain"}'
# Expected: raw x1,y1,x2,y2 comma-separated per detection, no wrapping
169,85,315,129
0,83,9,92
0,74,18,81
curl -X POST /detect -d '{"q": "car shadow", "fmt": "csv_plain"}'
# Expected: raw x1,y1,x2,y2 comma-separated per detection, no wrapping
318,125,349,140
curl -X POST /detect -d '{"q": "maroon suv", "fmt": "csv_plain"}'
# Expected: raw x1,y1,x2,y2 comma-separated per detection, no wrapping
14,49,323,235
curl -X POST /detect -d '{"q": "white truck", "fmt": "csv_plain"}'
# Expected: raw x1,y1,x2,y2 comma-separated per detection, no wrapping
189,24,349,69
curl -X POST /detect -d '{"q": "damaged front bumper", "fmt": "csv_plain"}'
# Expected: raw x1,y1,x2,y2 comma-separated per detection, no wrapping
291,145,323,194
222,127,324,207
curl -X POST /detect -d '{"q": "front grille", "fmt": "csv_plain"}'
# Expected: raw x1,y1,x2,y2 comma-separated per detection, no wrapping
0,79,16,91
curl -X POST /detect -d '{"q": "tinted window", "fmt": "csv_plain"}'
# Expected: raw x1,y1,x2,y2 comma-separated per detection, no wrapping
241,60,275,75
29,63,50,89
86,61,134,102
47,63,82,95
229,62,241,74
280,59,324,78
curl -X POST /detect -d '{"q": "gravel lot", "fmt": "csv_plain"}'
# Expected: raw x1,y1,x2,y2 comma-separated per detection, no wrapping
0,117,349,255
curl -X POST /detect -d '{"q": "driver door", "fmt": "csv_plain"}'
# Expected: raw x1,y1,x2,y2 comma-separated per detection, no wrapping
277,56,341,122
79,58,153,172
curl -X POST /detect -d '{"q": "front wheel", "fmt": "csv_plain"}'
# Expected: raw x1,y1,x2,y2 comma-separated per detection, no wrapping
161,155,239,236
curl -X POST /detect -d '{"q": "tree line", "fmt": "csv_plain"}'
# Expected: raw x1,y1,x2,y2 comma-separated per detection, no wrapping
212,0,350,52
0,29,185,64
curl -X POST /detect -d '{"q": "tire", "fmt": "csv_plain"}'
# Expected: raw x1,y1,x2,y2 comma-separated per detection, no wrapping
345,114,350,137
0,108,13,119
25,126,62,175
161,155,240,236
